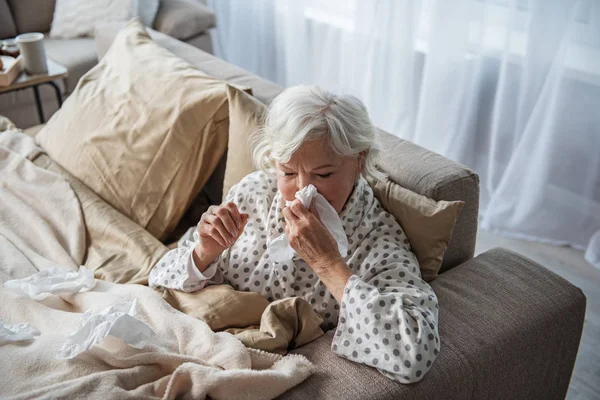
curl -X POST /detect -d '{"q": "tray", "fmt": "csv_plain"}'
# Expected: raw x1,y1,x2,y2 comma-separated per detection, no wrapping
0,56,23,87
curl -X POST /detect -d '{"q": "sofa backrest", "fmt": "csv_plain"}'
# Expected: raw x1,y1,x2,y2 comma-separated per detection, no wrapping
0,0,17,39
5,0,55,36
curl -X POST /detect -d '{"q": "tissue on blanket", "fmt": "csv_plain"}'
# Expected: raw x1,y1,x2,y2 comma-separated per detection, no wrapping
0,321,40,345
269,184,349,262
58,299,156,359
4,266,96,300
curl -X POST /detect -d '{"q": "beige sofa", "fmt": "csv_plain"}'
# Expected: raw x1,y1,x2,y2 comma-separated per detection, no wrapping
15,24,586,399
0,0,215,129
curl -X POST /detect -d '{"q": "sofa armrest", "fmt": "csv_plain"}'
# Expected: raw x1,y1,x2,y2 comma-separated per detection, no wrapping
284,248,585,400
153,0,216,40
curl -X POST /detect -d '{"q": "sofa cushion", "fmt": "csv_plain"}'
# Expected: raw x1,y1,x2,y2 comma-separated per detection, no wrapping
7,0,55,34
367,176,464,281
222,84,264,199
35,19,230,240
0,0,17,39
153,0,216,40
44,37,98,94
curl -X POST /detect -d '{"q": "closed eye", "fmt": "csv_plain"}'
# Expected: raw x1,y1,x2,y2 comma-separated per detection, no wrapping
317,173,333,178
284,172,296,177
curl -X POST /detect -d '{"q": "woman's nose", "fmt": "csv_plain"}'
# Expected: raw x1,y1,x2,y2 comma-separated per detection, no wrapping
298,174,313,190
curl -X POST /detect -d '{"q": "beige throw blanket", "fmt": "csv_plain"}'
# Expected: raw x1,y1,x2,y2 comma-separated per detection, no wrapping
0,280,313,400
0,127,314,399
0,130,86,281
162,284,325,355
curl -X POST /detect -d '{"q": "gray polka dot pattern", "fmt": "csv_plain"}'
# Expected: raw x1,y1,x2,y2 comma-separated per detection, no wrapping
149,171,440,383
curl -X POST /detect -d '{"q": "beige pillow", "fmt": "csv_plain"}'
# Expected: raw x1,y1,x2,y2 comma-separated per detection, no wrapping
36,19,230,240
222,84,266,199
224,86,463,281
367,176,464,281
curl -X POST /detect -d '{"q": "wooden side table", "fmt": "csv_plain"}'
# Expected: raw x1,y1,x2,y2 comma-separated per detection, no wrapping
0,59,68,124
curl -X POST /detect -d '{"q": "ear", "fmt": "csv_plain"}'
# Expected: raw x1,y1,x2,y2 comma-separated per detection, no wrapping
356,151,367,176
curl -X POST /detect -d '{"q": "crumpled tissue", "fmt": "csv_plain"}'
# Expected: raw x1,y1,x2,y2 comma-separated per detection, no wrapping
0,321,40,345
58,299,156,359
4,266,96,300
269,184,349,262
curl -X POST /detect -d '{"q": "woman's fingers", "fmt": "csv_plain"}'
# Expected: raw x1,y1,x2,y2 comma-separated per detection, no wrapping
199,217,229,247
223,202,243,230
208,213,237,245
282,204,300,223
199,203,250,249
214,206,239,240
287,199,308,219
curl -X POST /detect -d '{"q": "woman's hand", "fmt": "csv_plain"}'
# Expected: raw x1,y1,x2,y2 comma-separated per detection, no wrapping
193,202,248,270
283,199,352,301
282,199,344,271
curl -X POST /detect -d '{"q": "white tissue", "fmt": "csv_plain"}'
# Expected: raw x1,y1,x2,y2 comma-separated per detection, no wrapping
0,321,40,345
58,299,156,359
4,266,96,300
269,184,349,262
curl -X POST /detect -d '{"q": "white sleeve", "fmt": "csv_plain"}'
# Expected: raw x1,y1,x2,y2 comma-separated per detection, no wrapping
330,212,440,383
332,271,439,384
149,230,223,292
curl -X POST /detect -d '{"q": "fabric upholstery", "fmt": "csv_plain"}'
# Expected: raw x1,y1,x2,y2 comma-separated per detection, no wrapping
35,20,230,240
44,37,98,94
0,0,17,39
184,31,213,54
7,0,55,34
284,248,585,399
154,0,216,40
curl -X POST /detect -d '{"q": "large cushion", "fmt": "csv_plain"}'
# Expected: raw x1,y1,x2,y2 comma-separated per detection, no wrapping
35,19,230,240
7,0,55,34
222,84,264,198
223,85,463,281
50,0,135,39
154,0,216,40
0,0,17,39
44,37,98,94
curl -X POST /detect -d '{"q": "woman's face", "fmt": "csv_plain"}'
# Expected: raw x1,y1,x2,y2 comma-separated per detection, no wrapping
276,138,361,213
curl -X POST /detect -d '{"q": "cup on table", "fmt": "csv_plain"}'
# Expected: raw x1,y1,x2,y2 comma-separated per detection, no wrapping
16,32,48,75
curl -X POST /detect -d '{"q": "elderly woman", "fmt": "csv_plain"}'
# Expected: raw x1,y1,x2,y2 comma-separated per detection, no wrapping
149,85,440,383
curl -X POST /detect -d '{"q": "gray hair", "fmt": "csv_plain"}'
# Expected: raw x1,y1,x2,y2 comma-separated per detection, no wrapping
251,85,385,180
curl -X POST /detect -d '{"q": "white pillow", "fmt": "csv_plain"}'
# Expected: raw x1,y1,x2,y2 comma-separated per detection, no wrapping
50,0,139,39
138,0,160,27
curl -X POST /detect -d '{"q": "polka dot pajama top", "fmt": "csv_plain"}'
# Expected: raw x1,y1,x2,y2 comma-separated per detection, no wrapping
150,171,440,383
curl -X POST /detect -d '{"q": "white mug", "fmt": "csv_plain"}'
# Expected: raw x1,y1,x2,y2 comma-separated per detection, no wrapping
16,32,48,75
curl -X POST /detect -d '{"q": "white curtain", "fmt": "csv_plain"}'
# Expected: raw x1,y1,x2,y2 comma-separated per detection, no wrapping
209,0,600,267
